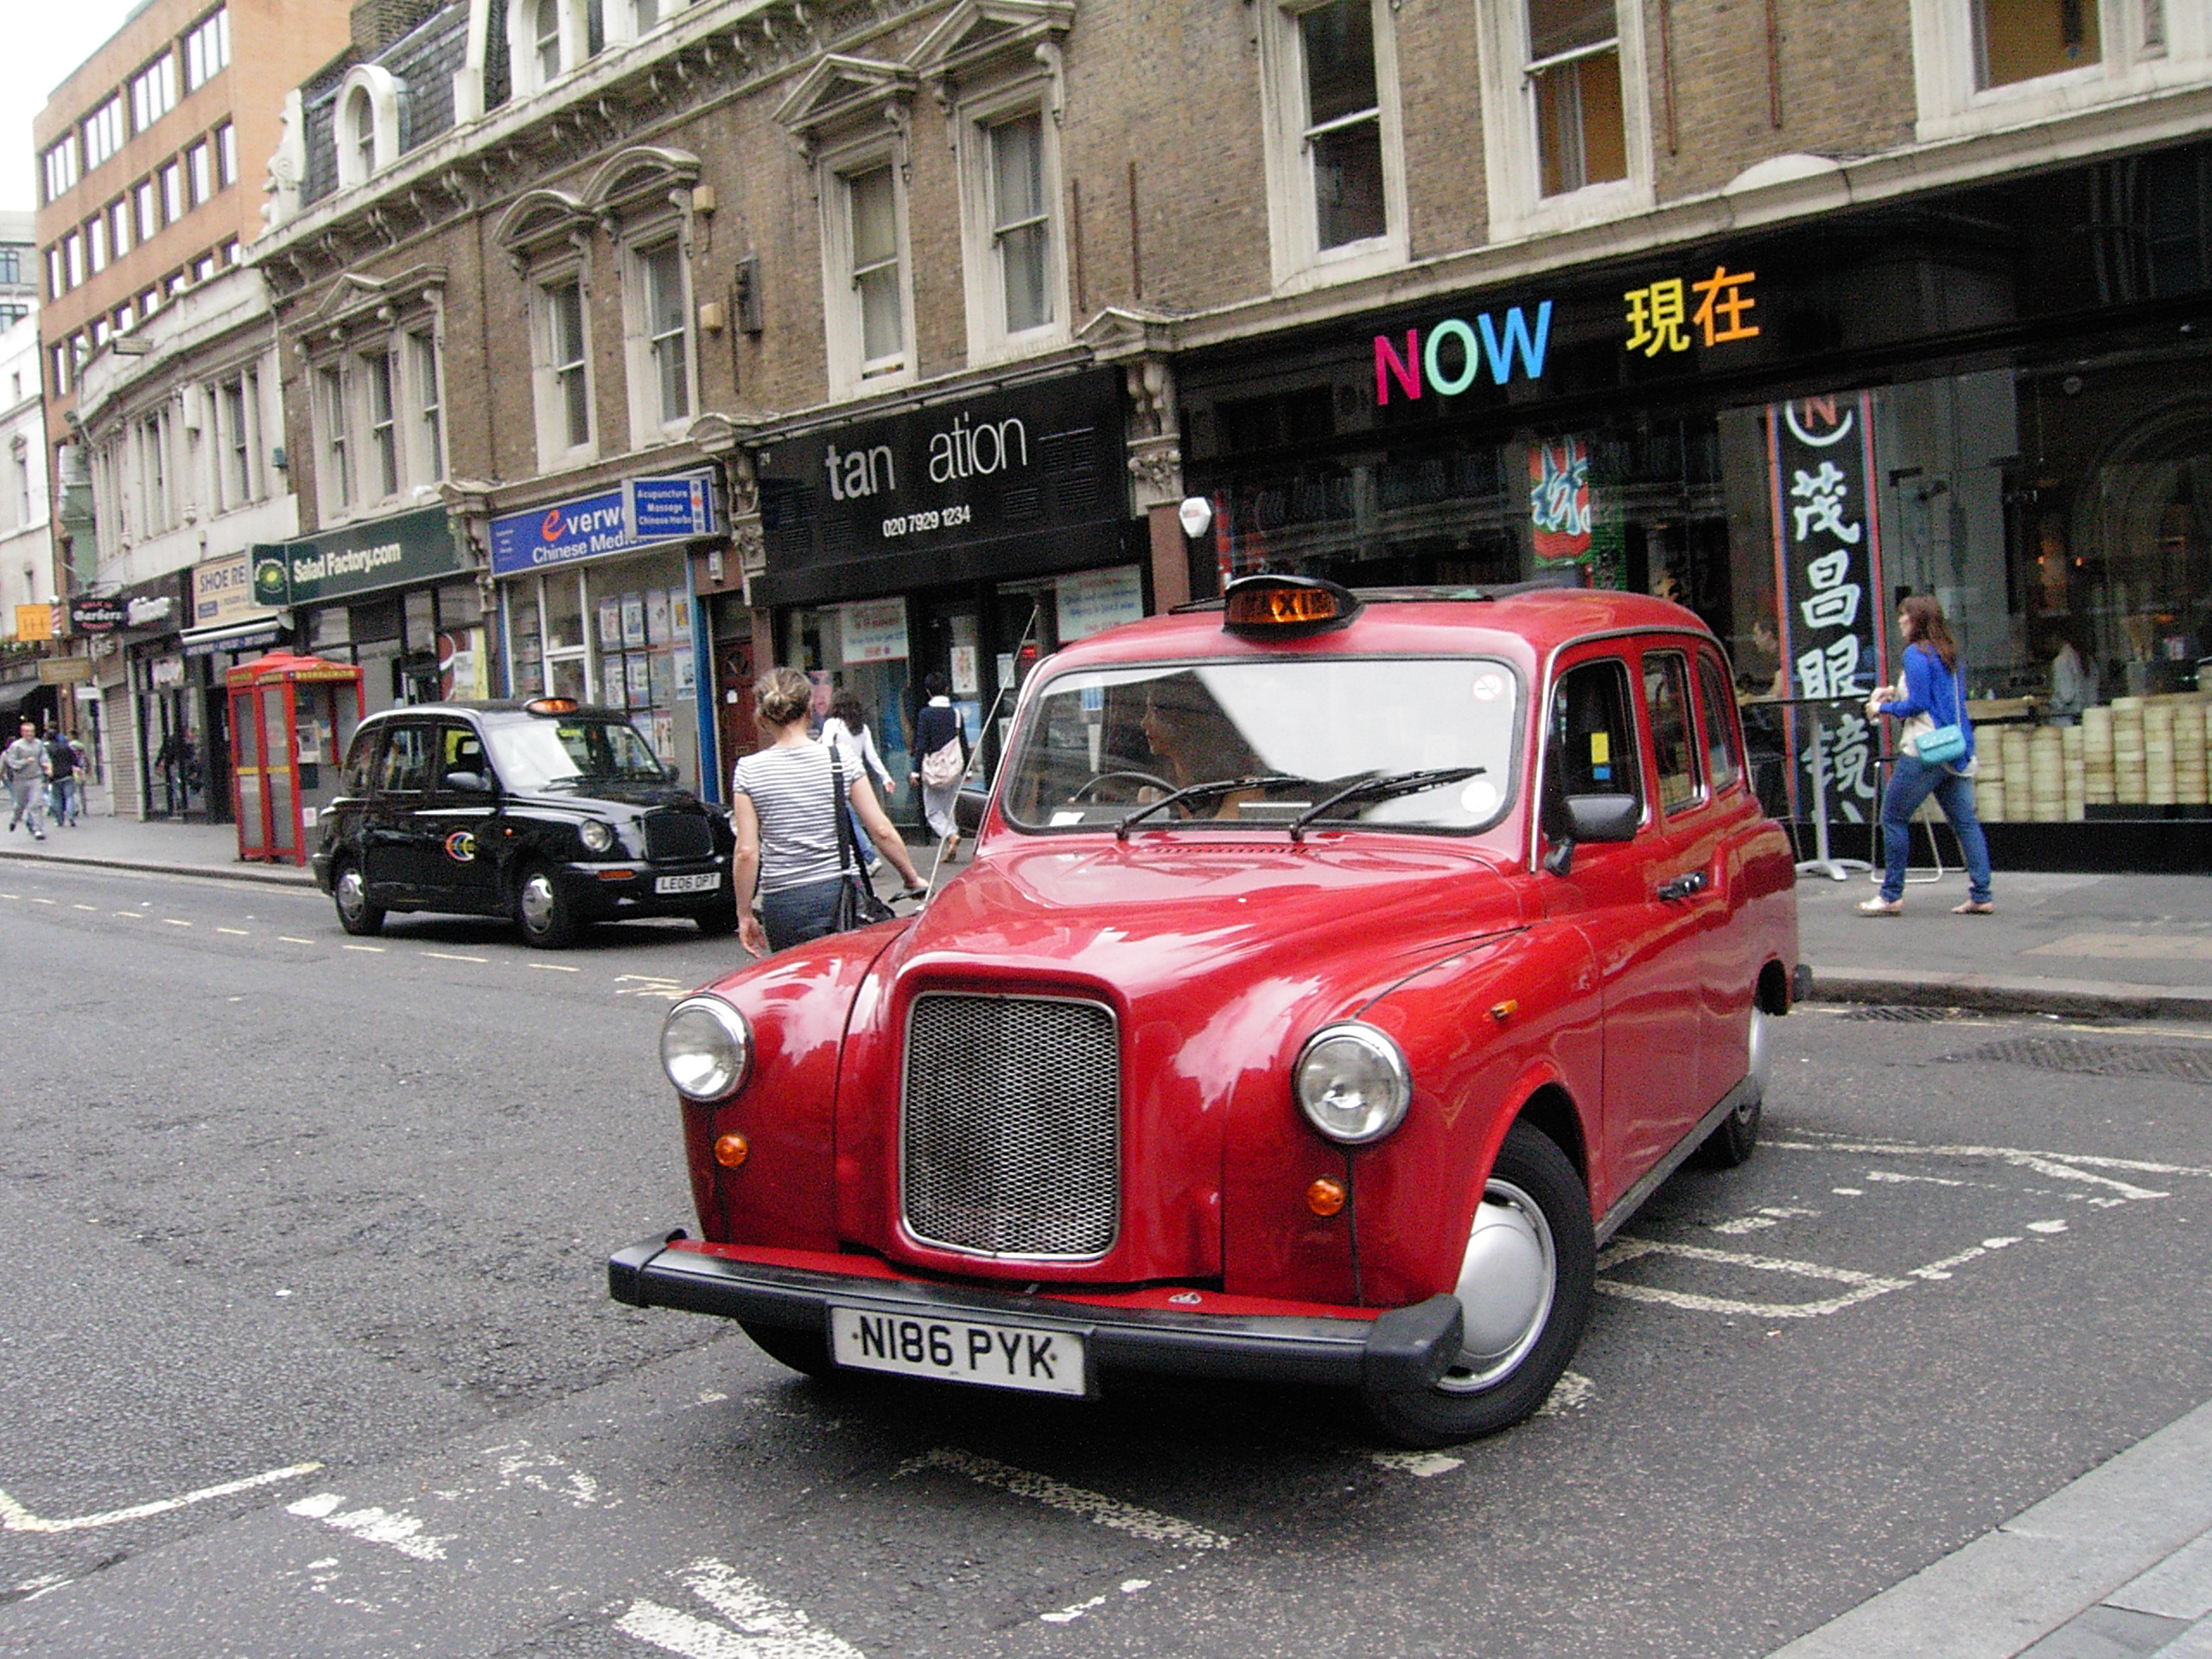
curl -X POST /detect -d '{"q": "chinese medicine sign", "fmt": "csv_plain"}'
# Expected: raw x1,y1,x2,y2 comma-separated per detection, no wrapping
1768,393,1887,822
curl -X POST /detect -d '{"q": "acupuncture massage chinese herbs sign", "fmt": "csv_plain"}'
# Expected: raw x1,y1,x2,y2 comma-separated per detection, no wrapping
1769,392,1888,823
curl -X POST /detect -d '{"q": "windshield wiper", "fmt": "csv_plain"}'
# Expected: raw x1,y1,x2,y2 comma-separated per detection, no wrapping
1114,775,1288,840
1287,766,1484,842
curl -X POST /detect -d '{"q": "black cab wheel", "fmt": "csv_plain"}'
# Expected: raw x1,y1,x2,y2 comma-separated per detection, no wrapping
741,1320,835,1377
333,861,385,937
515,864,579,949
1694,1003,1769,1170
1363,1120,1595,1448
692,898,740,938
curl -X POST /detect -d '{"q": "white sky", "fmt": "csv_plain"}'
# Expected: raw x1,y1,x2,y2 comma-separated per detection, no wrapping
3,3,152,216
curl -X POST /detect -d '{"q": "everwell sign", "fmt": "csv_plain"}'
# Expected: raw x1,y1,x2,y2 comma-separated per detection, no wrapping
1373,301,1554,405
252,507,465,607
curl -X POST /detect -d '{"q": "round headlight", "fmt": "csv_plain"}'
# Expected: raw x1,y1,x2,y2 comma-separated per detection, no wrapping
1294,1023,1411,1145
661,995,751,1100
579,819,616,854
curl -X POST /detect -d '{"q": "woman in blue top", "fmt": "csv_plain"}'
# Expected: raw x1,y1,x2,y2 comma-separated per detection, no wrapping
1859,594,1994,915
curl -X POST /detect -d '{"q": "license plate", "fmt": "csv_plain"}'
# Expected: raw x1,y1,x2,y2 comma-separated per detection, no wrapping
829,1306,1086,1396
654,872,721,894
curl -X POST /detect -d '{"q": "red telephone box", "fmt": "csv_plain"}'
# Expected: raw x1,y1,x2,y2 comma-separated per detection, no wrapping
227,651,365,865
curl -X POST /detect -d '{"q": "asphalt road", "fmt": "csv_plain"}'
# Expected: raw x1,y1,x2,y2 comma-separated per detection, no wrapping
2,861,2209,1658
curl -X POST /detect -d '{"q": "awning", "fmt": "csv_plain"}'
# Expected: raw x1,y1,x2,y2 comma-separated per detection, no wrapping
0,680,42,715
181,617,285,658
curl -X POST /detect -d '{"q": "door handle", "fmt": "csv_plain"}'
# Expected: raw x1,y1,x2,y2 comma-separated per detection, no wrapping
1656,870,1708,901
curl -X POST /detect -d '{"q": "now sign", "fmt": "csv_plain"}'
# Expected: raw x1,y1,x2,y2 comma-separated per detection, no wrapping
1374,302,1554,405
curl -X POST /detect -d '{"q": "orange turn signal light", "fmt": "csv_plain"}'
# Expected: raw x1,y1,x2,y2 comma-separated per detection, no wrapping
1306,1176,1347,1217
713,1133,750,1168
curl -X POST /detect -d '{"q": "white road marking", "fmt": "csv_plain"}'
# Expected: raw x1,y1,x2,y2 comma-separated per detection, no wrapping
1040,1594,1107,1624
0,1461,321,1533
216,927,250,936
1832,1186,1863,1195
1538,1370,1596,1415
896,1447,1231,1550
1598,1238,1911,1319
161,918,190,926
286,1491,451,1562
1769,1135,2199,1193
1862,1170,1967,1188
530,962,580,972
111,912,143,918
616,1558,866,1659
1711,1205,1820,1235
6,1573,69,1603
1371,1451,1464,1478
2028,1219,2069,1234
421,951,488,963
71,904,95,912
29,898,54,906
341,944,385,953
277,936,315,944
615,975,690,1000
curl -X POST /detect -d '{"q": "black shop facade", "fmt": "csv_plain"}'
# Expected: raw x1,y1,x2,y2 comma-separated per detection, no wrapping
1173,137,2212,873
731,366,1139,817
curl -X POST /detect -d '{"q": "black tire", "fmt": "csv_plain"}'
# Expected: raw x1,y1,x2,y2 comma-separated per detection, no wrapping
1363,1121,1595,1448
332,859,385,937
1694,1003,1769,1170
692,898,740,938
514,863,578,949
741,1320,835,1377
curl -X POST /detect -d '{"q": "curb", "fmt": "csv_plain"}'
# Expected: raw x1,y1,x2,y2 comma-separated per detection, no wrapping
0,847,317,889
1808,965,2212,1022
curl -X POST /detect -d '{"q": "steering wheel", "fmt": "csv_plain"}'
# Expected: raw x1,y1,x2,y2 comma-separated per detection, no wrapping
1068,770,1178,803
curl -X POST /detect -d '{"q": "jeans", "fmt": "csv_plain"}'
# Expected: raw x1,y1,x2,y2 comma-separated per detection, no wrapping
49,778,79,825
1880,754,1993,905
759,874,846,953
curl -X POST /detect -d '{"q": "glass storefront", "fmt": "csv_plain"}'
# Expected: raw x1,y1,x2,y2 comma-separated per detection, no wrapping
1177,137,2212,866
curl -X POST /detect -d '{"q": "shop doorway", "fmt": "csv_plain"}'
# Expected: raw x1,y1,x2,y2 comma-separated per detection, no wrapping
715,630,756,794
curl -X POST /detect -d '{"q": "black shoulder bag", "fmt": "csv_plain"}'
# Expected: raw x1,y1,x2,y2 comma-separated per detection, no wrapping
830,751,896,931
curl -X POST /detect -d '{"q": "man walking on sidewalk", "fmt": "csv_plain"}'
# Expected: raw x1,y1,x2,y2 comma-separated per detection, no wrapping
45,729,84,828
3,720,48,840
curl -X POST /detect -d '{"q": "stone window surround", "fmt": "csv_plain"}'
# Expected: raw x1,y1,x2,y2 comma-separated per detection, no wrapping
1910,0,2209,143
1474,0,1656,247
295,271,449,524
335,65,405,190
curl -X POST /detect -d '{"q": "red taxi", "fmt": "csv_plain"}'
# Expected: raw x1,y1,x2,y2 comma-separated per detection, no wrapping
610,576,1801,1445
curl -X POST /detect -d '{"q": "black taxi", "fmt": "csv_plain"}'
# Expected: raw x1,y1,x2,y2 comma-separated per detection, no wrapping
311,698,734,948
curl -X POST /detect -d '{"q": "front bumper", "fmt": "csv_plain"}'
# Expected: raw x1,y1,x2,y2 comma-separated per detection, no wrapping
609,1234,1464,1396
558,861,729,918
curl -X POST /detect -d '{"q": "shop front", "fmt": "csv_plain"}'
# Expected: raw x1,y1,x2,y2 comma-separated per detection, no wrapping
177,551,295,824
111,577,196,819
256,508,479,719
746,367,1140,815
488,470,721,796
1174,137,2212,872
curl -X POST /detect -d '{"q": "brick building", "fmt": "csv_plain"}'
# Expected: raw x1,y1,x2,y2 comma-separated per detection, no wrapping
250,0,2212,864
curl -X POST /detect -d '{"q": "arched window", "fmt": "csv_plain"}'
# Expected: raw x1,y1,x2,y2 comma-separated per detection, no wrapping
350,90,377,181
535,0,563,85
334,66,402,189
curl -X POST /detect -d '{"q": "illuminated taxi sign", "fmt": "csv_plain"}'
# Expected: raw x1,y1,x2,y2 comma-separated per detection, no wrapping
1222,575,1362,639
526,696,581,715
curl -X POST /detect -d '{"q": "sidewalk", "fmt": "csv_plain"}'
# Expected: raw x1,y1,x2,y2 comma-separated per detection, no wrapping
1796,868,2212,1021
1770,1395,2212,1659
0,810,316,887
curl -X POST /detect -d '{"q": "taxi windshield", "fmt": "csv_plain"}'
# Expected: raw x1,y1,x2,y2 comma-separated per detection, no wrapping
1001,658,1520,833
484,717,666,791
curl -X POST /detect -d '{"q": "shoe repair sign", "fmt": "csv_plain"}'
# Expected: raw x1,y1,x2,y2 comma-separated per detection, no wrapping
1769,393,1887,823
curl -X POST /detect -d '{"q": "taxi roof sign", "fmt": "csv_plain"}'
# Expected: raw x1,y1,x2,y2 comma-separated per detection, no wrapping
1222,575,1362,639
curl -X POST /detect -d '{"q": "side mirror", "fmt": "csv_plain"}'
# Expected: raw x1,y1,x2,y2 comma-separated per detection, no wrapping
442,770,492,794
1563,793,1640,842
663,761,681,784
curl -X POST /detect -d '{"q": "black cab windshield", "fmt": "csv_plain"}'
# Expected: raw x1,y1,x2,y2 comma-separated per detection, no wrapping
484,716,667,791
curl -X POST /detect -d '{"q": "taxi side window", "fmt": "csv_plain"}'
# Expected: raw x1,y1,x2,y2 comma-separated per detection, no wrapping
340,729,383,796
437,724,488,785
1551,659,1641,806
1695,653,1743,792
378,725,431,793
1644,651,1703,815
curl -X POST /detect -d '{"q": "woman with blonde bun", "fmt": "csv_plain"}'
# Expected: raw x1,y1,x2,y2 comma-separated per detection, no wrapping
730,667,925,955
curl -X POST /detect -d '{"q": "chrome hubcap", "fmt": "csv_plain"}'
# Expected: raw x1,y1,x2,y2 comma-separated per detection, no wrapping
1438,1177,1557,1395
520,874,556,931
337,869,366,918
1745,1006,1772,1109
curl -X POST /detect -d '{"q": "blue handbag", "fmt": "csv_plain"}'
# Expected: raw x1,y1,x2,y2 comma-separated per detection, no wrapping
1905,661,1968,766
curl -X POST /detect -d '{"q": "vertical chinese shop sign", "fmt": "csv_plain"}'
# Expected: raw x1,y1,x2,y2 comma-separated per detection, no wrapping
1768,393,1887,823
1529,439,1592,563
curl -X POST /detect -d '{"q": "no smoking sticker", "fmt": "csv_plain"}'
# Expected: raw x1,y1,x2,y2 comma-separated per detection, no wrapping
1470,673,1506,702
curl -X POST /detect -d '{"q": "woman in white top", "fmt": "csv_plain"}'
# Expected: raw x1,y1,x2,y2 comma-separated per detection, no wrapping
820,690,895,868
731,668,925,957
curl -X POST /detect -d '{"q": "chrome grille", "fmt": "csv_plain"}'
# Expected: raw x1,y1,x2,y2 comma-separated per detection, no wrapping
902,994,1120,1257
644,810,713,863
